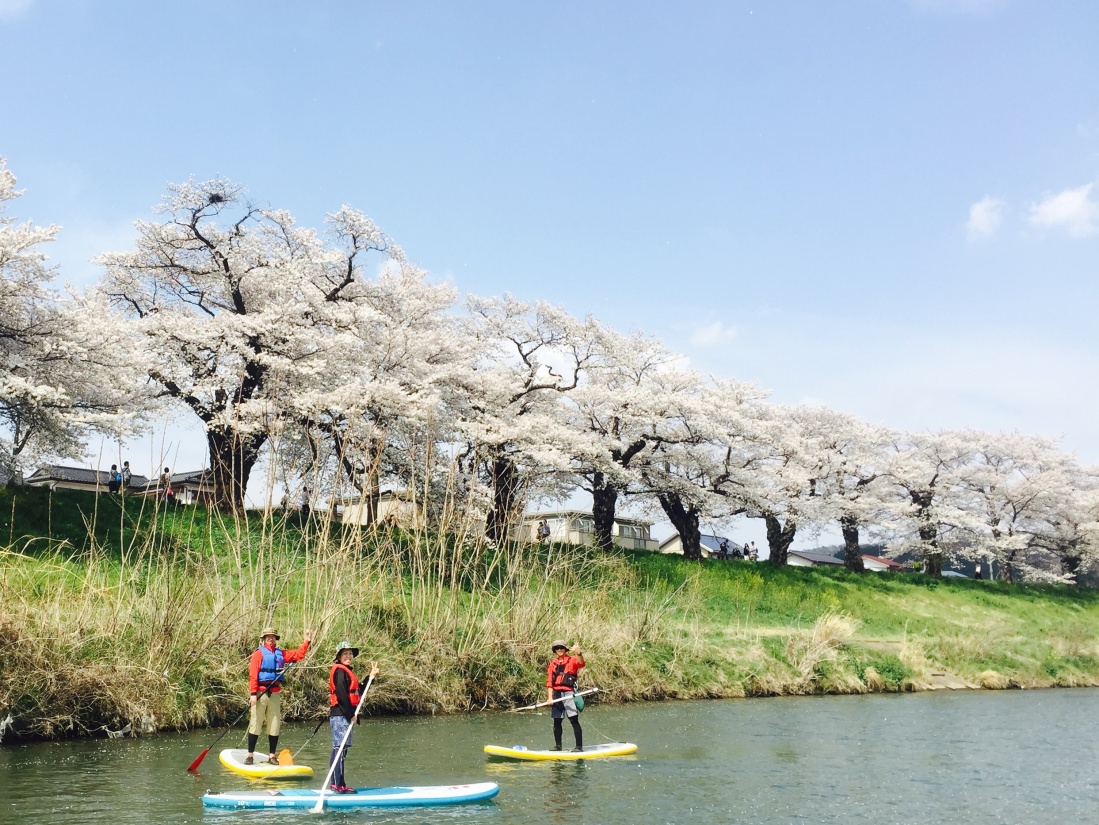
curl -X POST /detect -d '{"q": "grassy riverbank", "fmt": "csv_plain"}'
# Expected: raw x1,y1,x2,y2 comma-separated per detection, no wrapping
2,486,1099,742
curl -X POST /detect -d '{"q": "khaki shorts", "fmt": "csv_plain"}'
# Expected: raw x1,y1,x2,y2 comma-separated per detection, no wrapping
248,691,282,737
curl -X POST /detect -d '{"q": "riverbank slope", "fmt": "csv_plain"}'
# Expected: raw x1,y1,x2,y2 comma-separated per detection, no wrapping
2,486,1097,741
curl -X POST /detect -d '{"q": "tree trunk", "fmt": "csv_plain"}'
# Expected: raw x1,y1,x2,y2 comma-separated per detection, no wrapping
1060,544,1082,580
764,513,797,566
485,452,521,544
325,419,389,526
840,514,865,572
918,521,942,577
591,471,619,552
206,427,266,513
658,492,701,560
910,490,942,577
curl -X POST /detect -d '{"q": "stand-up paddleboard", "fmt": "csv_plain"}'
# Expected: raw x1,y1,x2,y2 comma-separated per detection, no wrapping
201,782,500,809
218,748,313,780
484,741,637,761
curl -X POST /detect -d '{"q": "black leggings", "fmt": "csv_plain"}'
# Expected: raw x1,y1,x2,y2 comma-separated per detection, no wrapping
553,716,582,750
247,733,279,755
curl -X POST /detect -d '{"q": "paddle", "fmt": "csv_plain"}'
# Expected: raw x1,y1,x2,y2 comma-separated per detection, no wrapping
291,715,330,761
509,687,599,713
186,663,294,772
312,670,376,813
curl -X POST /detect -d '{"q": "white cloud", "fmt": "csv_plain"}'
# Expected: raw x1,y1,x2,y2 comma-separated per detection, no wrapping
966,196,1005,238
0,0,34,22
689,320,737,348
1029,183,1099,237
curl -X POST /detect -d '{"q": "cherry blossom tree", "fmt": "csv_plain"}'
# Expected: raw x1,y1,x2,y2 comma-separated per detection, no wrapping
880,431,982,577
796,410,894,572
952,432,1098,583
636,378,768,560
0,159,136,475
282,264,464,524
455,295,597,543
97,180,403,511
727,404,842,567
564,328,694,552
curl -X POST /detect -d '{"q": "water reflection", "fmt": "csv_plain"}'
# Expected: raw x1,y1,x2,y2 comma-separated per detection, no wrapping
543,761,588,821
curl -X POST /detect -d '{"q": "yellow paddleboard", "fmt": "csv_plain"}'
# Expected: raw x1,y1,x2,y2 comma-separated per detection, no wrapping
219,748,314,780
483,741,637,761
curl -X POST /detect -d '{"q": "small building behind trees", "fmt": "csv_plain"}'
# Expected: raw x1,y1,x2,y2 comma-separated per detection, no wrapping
659,533,741,559
333,489,422,529
514,510,657,550
786,549,845,568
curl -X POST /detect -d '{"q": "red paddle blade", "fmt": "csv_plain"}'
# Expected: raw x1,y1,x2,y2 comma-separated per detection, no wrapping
187,747,211,772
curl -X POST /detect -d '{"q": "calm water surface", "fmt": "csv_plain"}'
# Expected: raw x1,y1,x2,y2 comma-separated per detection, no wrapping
3,688,1098,824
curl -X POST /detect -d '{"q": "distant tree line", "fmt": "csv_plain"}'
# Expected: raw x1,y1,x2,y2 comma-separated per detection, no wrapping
3,161,1096,583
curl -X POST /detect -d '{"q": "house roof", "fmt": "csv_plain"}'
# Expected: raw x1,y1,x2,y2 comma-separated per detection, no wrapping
168,470,212,485
700,534,738,554
788,550,844,566
862,554,903,569
131,470,212,492
27,464,150,487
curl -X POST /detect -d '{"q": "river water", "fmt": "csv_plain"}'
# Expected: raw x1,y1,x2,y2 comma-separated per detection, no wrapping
2,688,1098,824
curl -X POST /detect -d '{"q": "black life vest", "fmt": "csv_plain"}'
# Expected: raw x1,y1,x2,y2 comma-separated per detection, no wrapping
550,658,578,691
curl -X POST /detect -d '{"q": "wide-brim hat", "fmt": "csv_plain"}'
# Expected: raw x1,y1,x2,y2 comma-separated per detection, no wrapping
334,640,360,662
551,639,569,651
260,627,280,640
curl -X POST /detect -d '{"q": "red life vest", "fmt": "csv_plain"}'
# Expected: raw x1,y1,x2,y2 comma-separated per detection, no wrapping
329,663,361,708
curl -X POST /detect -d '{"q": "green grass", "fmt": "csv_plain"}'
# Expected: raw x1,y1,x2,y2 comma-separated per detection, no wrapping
3,486,1099,741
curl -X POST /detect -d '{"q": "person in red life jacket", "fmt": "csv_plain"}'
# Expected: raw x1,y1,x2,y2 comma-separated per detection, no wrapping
329,641,379,794
245,626,312,765
546,639,586,751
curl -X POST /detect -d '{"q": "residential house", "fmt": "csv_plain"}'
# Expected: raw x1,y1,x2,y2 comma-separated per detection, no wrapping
26,464,150,494
132,470,215,505
658,533,742,559
515,510,657,550
861,554,904,573
786,549,845,568
333,488,422,528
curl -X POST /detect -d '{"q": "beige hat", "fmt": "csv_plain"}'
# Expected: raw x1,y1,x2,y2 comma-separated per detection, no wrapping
551,639,569,651
260,627,280,640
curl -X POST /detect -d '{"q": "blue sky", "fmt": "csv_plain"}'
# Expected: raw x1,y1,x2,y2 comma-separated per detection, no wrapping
2,1,1097,533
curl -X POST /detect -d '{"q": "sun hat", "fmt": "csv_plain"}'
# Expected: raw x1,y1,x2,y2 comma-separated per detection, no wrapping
333,640,360,662
260,627,280,640
551,639,569,651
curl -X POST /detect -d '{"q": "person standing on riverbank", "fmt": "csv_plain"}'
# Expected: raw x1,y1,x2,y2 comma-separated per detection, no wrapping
246,627,312,765
547,640,585,752
328,641,379,793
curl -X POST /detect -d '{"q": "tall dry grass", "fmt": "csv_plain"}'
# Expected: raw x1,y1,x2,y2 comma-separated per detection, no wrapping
0,481,686,739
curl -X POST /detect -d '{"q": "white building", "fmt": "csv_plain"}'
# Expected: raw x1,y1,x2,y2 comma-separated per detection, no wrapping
515,510,657,550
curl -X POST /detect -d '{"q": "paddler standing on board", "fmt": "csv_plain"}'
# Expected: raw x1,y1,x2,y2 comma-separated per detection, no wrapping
547,639,585,752
245,626,312,765
328,641,380,794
